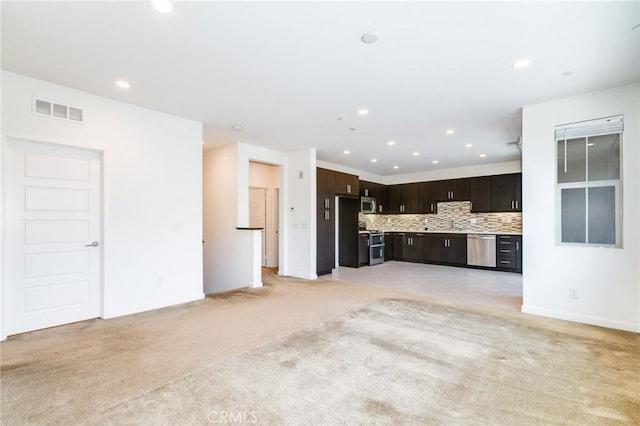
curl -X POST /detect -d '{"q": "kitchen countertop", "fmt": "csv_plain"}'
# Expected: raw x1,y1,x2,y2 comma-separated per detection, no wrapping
366,230,522,236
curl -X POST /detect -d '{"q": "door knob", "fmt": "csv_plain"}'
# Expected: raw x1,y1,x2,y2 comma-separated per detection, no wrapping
85,241,100,247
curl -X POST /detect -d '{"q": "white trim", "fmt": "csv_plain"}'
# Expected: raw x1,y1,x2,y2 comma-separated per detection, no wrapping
521,305,639,333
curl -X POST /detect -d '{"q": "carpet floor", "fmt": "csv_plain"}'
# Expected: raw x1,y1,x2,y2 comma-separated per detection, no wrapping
104,298,640,425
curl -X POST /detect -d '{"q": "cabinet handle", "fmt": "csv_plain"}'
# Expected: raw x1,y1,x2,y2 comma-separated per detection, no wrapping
500,260,511,264
451,190,454,199
511,201,514,209
367,239,370,247
347,184,351,193
378,204,383,212
515,201,519,210
516,241,520,251
430,203,434,212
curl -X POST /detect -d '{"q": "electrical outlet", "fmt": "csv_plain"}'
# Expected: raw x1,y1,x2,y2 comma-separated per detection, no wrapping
569,289,579,299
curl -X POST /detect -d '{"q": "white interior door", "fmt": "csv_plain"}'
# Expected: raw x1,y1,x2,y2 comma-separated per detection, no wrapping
249,187,267,267
4,138,102,335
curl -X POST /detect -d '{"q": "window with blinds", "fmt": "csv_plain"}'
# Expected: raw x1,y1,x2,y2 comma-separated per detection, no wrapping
555,115,623,247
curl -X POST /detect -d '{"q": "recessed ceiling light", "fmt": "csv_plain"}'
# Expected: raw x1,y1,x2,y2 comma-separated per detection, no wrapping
343,150,351,154
358,109,369,116
337,117,343,121
465,143,473,148
412,152,420,156
371,158,378,163
361,32,379,44
479,154,487,158
393,165,399,169
562,71,574,77
232,124,243,131
114,80,130,89
432,160,439,164
149,0,173,13
350,128,357,131
444,129,455,135
387,140,396,146
512,59,532,69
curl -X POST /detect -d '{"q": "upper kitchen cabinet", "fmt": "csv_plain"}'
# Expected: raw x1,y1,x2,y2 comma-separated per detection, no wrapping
490,173,522,212
417,181,437,214
470,176,491,213
433,178,470,202
359,180,388,213
334,170,359,196
387,183,420,213
317,167,336,209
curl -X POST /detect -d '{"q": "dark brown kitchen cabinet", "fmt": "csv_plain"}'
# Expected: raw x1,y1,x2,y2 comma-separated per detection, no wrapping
358,234,369,266
490,173,522,212
496,234,522,272
359,180,388,213
470,176,491,213
334,171,359,196
433,178,470,202
418,181,437,214
317,168,335,209
316,208,335,275
388,183,420,213
384,234,393,261
389,232,427,262
425,234,467,265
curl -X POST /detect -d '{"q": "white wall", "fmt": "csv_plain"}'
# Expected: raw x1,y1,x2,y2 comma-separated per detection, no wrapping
203,143,316,293
521,83,639,332
1,71,204,338
286,149,317,279
249,161,279,188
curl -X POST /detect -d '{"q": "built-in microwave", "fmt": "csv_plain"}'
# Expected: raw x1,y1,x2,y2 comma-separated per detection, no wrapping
361,196,377,213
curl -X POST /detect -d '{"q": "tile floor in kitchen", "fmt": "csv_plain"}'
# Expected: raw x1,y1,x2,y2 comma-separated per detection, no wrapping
330,261,522,312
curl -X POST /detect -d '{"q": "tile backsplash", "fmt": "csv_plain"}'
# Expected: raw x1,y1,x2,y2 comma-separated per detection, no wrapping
359,201,522,233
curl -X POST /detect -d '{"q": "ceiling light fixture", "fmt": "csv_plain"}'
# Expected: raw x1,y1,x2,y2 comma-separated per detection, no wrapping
371,158,378,163
412,152,420,156
343,150,351,154
432,160,439,164
445,129,455,135
465,143,473,148
512,59,532,69
562,71,574,77
387,140,396,146
232,124,243,131
393,166,399,169
358,109,369,115
149,0,173,13
337,117,343,121
479,154,487,158
361,32,379,44
114,80,130,89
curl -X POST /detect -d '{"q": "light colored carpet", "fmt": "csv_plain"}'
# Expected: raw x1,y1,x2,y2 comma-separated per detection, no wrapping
104,298,640,425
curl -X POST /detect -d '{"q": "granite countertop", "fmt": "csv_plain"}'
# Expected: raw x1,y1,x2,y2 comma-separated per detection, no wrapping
372,230,523,236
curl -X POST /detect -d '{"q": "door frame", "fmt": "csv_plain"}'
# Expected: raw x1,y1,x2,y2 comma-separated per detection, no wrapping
1,133,106,340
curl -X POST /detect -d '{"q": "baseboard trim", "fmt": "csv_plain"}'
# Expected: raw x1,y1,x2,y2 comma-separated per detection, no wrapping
521,305,639,333
103,293,205,320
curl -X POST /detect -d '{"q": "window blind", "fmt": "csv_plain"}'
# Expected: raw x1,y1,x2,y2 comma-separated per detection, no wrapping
555,115,624,140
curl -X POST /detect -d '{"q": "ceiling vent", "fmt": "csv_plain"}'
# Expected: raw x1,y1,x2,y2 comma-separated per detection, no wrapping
34,98,84,123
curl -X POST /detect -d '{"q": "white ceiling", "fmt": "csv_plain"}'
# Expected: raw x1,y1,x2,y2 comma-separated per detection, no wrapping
2,1,638,175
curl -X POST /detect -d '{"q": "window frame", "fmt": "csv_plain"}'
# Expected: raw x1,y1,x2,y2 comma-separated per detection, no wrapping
555,118,623,249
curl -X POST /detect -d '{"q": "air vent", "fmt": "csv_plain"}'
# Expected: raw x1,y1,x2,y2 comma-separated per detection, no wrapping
33,98,84,123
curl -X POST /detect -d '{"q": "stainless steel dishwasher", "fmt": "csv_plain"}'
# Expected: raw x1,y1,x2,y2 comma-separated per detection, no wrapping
467,234,496,267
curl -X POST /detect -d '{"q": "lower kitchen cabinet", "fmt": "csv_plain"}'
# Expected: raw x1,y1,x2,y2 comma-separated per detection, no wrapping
496,234,522,272
425,234,467,265
391,233,426,262
384,234,393,261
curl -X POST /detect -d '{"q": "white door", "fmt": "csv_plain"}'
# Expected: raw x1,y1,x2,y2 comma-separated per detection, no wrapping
249,187,266,267
4,138,102,335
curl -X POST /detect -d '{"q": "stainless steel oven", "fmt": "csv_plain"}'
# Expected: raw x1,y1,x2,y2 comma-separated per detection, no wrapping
369,232,385,265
